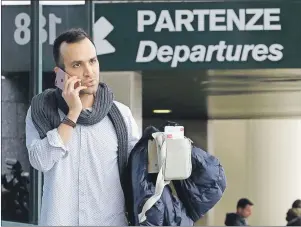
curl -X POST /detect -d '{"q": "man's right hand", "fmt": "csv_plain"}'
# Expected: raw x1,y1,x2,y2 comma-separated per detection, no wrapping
57,75,87,145
62,75,87,121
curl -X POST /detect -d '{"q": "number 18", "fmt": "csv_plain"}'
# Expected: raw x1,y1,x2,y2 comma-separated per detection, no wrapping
14,12,62,45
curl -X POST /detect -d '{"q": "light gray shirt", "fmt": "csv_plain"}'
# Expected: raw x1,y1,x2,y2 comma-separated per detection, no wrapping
25,101,140,226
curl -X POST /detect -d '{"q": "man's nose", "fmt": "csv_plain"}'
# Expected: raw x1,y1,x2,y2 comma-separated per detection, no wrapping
84,65,93,77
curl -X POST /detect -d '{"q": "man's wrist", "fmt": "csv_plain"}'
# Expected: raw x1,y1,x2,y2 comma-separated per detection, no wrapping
67,110,81,123
62,117,76,128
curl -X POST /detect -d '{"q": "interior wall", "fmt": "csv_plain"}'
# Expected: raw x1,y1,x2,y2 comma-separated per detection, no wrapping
207,87,301,226
207,120,249,226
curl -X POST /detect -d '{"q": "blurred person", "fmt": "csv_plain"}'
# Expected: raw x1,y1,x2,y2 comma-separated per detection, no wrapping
25,28,140,226
225,198,254,226
286,199,301,226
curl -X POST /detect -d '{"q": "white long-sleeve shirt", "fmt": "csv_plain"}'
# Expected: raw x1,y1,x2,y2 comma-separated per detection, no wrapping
25,101,140,226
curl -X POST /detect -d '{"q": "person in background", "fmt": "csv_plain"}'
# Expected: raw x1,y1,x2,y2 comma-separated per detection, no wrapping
286,199,301,226
225,198,254,226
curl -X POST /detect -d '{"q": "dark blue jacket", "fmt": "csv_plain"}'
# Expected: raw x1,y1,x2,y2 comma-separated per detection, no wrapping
225,213,247,226
126,126,226,226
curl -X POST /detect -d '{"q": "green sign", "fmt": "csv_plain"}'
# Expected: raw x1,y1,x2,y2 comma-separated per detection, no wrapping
93,1,301,71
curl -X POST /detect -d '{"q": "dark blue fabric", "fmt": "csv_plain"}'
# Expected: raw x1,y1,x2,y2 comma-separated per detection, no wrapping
127,126,226,225
225,213,247,226
173,146,227,221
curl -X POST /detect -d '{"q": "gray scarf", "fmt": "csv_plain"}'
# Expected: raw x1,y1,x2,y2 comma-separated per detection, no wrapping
30,83,128,192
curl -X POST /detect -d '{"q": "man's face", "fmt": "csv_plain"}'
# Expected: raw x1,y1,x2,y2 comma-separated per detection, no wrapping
58,38,100,95
238,205,253,218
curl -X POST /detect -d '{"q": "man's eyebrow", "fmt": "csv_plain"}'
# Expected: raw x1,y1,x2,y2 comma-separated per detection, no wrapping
70,56,97,65
71,60,83,64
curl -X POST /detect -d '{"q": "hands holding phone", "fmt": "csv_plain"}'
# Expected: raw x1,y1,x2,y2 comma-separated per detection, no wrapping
56,73,87,144
61,74,87,118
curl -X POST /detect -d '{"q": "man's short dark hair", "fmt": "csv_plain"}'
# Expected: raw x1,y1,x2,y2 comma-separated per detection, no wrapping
53,28,94,69
237,198,254,209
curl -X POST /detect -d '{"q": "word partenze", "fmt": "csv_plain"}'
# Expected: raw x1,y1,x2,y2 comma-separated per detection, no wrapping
137,8,281,32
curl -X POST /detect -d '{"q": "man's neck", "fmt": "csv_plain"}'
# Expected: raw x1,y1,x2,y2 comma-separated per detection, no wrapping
80,94,94,109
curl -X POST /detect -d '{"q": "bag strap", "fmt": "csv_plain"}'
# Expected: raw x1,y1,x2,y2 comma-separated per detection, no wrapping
138,132,170,223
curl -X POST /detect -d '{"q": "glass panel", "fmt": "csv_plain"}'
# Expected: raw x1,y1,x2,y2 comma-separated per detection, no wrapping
1,2,32,223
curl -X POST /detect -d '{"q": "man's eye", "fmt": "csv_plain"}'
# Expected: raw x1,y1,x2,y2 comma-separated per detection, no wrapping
90,59,97,64
73,63,80,68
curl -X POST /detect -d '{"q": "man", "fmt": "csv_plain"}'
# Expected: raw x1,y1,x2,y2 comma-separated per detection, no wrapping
225,198,254,226
25,28,140,226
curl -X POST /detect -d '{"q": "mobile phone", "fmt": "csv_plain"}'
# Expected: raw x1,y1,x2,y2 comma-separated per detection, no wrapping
55,68,82,90
55,68,66,90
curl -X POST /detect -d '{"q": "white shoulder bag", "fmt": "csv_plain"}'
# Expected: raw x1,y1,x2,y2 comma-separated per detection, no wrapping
138,132,192,223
